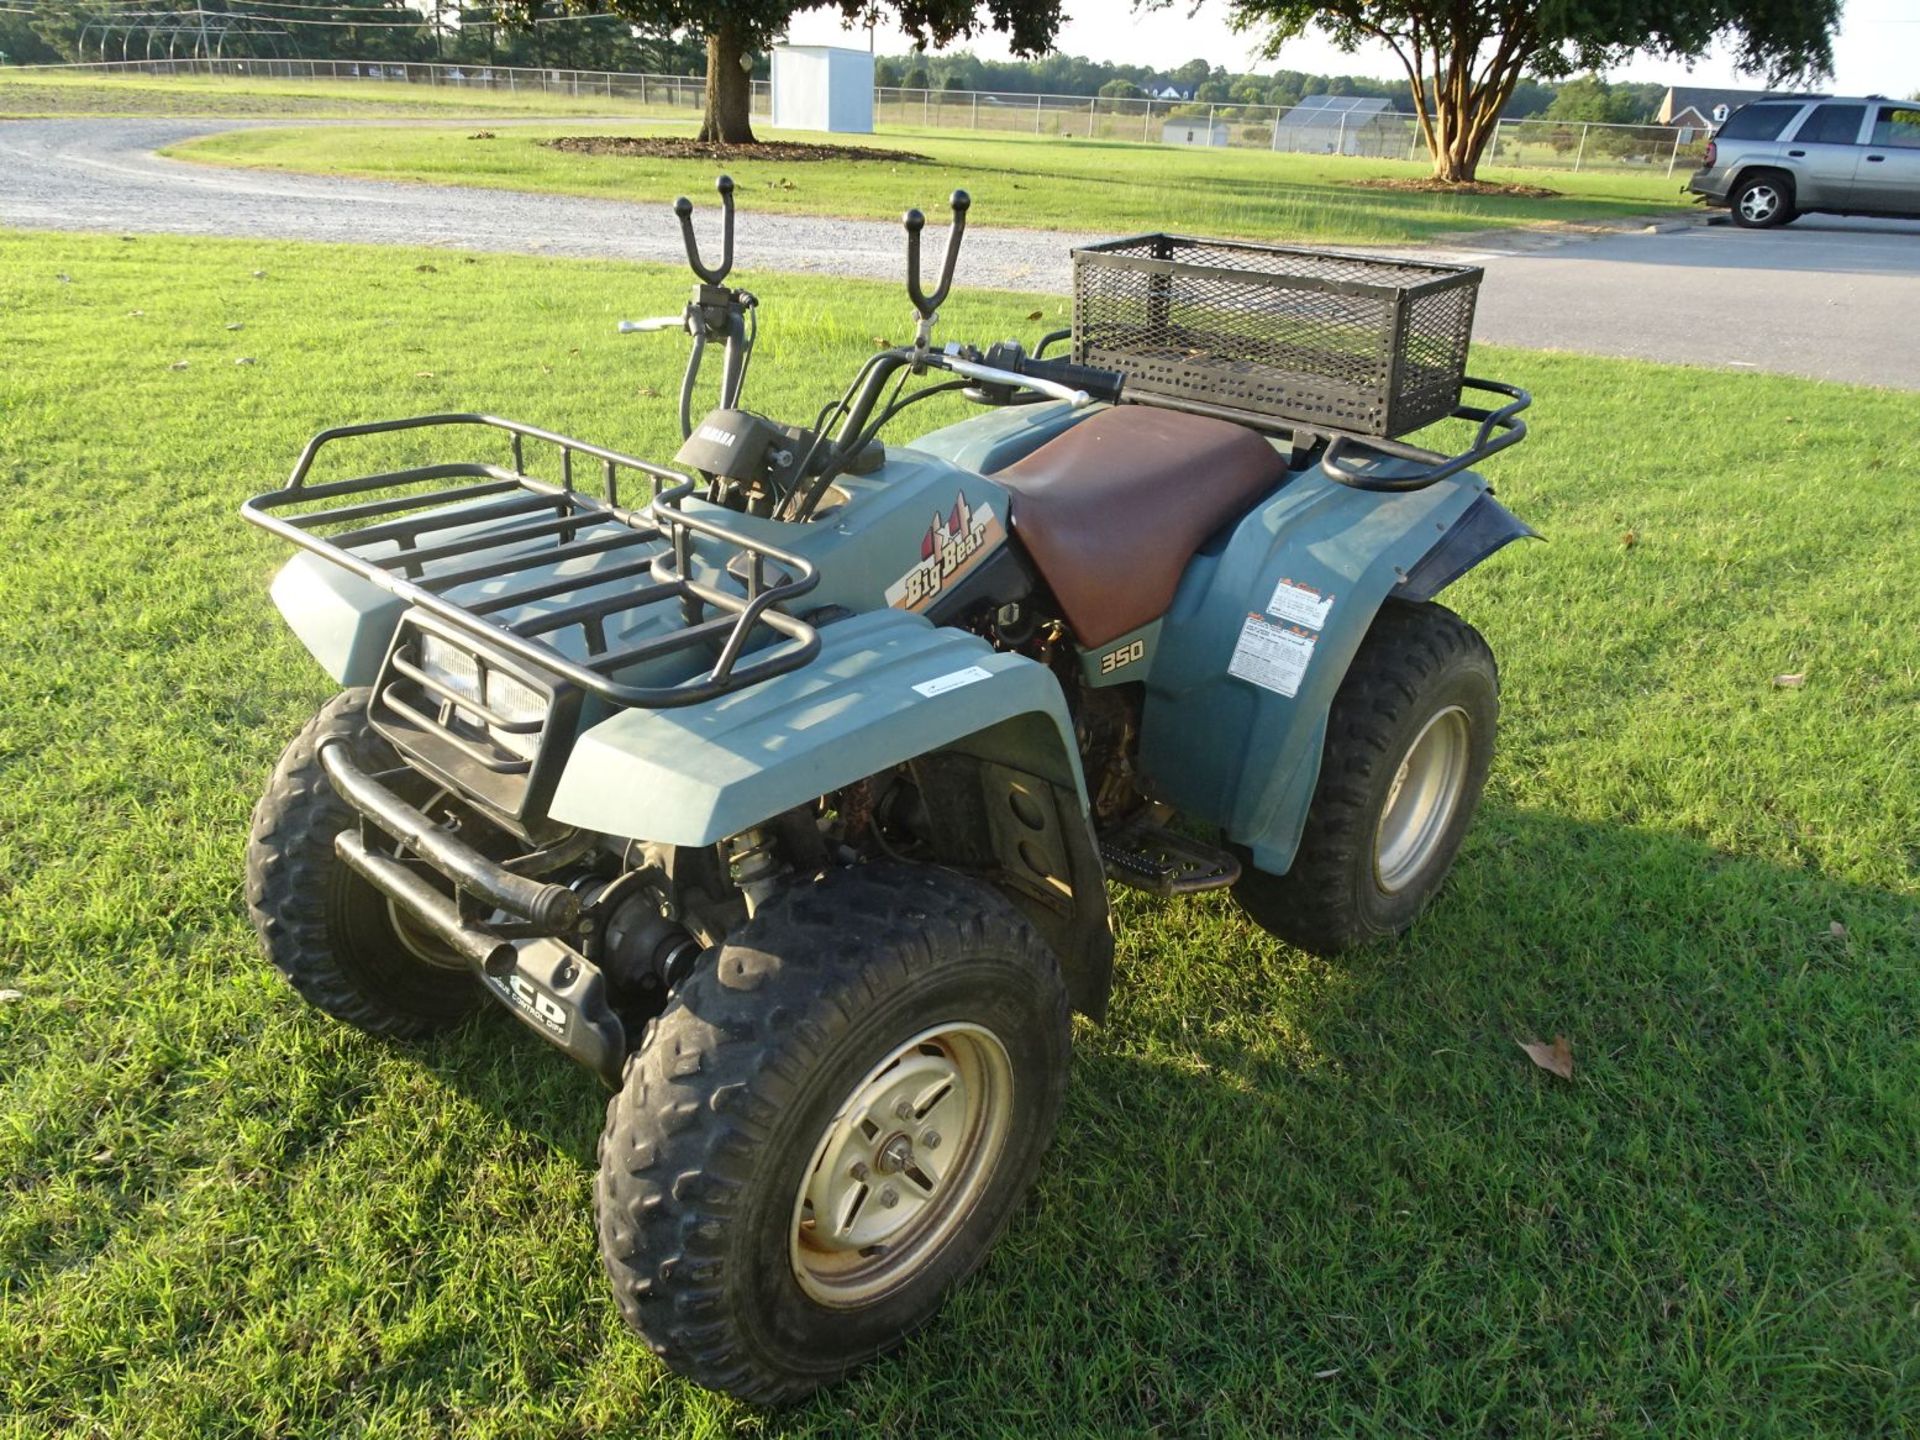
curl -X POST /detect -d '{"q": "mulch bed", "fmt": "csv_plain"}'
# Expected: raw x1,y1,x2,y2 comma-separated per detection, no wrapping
1352,177,1561,199
538,137,928,164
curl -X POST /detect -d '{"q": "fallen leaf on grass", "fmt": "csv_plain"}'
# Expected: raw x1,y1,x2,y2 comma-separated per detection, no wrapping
1772,673,1806,689
0,988,23,1004
871,336,889,348
1026,310,1044,321
468,130,497,140
415,264,438,274
636,385,660,398
127,310,144,318
55,272,72,283
1313,1368,1341,1380
1620,529,1637,548
251,270,267,279
234,356,257,366
415,370,436,379
169,360,190,370
1829,920,1848,939
1518,1034,1574,1080
225,322,244,331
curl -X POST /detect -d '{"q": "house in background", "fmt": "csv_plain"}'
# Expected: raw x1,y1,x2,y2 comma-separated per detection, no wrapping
1659,86,1781,142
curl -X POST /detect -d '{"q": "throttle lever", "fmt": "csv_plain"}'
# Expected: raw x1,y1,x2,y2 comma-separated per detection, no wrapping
903,189,970,331
674,174,734,285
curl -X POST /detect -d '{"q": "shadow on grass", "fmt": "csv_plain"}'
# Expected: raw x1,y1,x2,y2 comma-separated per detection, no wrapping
390,803,1916,1430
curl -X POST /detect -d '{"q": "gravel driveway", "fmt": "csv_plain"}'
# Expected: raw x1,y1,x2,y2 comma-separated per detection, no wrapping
0,118,1099,290
6,117,1916,388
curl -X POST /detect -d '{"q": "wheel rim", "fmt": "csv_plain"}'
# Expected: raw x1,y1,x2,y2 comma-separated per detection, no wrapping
790,1022,1014,1308
1374,705,1472,894
1740,184,1780,222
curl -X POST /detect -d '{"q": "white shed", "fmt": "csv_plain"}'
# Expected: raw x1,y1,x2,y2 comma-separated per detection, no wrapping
1162,118,1227,147
771,45,875,134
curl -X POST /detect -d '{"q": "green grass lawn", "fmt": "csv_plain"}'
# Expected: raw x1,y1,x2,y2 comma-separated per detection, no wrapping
0,68,679,119
166,120,1693,245
2,228,1917,1438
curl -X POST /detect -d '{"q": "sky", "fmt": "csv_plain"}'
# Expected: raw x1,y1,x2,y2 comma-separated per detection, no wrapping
784,0,1920,98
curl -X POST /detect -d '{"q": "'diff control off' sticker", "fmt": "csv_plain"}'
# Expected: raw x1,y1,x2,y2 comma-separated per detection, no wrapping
1266,577,1334,630
1229,612,1315,698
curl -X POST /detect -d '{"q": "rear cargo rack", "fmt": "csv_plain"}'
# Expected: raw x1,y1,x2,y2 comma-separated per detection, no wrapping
242,414,820,709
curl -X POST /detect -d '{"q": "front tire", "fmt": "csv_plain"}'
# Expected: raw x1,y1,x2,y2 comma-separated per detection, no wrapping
245,689,481,1037
1233,601,1497,955
595,861,1070,1404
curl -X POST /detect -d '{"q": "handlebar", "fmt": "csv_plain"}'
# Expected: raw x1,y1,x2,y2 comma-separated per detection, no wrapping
618,316,686,334
674,174,734,285
939,355,1093,408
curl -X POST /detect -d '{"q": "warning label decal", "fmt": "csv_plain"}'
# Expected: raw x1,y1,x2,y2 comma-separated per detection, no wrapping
1228,612,1315,698
1266,577,1334,631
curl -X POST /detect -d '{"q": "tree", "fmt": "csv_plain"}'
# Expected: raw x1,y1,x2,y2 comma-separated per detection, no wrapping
1099,78,1145,99
498,1,1064,142
1212,0,1841,182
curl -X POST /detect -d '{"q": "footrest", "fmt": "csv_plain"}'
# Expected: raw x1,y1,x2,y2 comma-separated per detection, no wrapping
1098,821,1242,897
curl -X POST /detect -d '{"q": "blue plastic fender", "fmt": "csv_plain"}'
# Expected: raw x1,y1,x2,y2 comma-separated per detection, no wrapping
270,552,406,686
1138,460,1527,875
547,607,1087,846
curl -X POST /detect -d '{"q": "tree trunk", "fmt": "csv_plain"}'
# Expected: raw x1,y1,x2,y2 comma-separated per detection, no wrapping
700,26,754,144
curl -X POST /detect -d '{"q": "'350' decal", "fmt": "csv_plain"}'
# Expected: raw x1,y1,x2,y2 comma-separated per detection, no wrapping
1099,638,1146,674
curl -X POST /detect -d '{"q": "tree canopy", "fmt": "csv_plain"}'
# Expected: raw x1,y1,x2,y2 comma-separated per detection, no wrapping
1218,0,1842,179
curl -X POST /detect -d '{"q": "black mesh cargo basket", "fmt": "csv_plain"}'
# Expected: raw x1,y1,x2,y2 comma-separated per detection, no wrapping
1071,235,1482,439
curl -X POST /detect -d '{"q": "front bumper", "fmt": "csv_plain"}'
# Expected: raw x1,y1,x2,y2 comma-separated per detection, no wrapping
320,740,627,1083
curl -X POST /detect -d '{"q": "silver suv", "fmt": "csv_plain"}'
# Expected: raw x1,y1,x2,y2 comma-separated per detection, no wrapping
1689,95,1920,228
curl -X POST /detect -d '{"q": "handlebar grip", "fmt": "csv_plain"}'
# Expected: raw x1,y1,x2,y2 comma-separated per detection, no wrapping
1018,355,1125,406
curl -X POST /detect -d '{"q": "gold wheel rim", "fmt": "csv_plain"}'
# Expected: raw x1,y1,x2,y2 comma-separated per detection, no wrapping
1374,705,1471,895
790,1022,1013,1308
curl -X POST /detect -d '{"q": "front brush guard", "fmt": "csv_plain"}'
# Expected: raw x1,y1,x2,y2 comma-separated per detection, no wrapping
320,740,626,1084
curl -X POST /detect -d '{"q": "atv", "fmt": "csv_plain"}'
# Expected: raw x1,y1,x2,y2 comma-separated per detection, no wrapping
241,179,1532,1403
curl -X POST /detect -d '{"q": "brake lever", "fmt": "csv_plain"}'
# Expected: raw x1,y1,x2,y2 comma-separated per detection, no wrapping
674,174,734,286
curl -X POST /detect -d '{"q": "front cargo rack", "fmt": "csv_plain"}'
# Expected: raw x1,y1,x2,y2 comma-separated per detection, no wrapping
1072,234,1481,440
242,414,820,709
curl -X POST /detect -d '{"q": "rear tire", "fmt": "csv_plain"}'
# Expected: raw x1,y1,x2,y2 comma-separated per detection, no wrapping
1730,171,1794,228
1233,601,1497,956
595,861,1070,1404
246,689,481,1037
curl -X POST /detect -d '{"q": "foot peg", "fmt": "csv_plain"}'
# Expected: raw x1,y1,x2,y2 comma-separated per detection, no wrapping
1098,820,1241,897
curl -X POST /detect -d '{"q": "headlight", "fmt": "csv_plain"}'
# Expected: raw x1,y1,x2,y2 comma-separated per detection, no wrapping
485,670,546,727
485,670,548,760
418,632,482,704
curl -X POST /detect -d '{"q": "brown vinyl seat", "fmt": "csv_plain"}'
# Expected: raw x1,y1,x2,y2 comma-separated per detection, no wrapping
993,405,1286,647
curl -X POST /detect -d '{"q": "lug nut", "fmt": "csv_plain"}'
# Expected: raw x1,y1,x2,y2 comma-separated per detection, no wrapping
893,1099,915,1121
919,1129,941,1150
850,1161,870,1182
879,1186,900,1209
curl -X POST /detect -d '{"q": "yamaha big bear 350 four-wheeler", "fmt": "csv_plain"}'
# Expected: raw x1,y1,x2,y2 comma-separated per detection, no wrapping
243,180,1532,1402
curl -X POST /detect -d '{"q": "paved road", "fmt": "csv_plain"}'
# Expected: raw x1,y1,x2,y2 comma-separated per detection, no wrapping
5,117,1917,388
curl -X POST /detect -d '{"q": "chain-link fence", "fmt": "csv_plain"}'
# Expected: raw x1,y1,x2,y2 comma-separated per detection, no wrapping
878,85,1709,177
24,61,1707,177
21,57,773,117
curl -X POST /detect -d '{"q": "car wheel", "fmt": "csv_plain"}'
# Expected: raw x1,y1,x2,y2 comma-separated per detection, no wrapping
1730,172,1794,229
